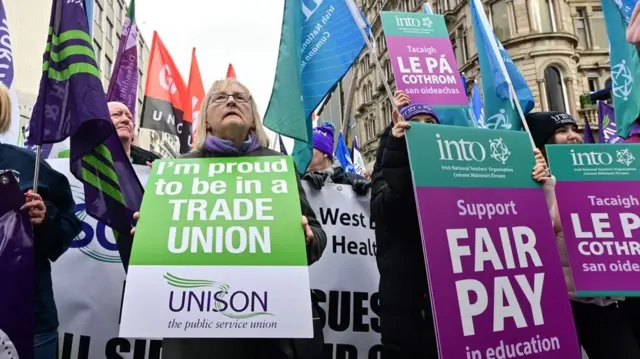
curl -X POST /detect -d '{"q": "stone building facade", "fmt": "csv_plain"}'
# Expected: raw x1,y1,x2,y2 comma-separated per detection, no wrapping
350,0,611,166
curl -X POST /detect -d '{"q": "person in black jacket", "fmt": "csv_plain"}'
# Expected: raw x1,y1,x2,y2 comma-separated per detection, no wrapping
303,121,370,195
370,90,441,358
108,101,161,165
0,83,82,359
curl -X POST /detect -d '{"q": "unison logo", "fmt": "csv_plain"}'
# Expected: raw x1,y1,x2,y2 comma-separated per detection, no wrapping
570,149,636,167
436,134,511,164
165,273,273,319
70,184,121,263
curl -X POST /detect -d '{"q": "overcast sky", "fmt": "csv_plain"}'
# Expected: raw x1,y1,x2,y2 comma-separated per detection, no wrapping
136,0,287,147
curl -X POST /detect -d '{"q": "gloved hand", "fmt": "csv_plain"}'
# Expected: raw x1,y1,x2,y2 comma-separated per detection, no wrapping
302,172,328,190
351,179,371,195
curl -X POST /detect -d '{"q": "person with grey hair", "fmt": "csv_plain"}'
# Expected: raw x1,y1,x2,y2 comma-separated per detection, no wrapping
131,78,327,359
107,101,161,165
0,83,82,359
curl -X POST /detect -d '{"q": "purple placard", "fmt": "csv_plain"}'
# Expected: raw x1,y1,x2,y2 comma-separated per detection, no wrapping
556,181,640,295
0,171,34,359
385,36,468,107
416,187,580,359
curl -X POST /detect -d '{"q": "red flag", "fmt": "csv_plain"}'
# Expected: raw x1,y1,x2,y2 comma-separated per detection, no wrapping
140,32,191,153
188,48,206,148
226,63,237,79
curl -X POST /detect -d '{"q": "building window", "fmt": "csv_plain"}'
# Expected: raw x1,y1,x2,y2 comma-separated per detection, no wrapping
105,55,113,79
590,7,608,49
587,75,599,93
544,66,566,113
385,99,392,122
117,3,123,25
458,26,468,63
106,19,114,44
490,1,511,41
93,41,102,68
452,39,463,66
94,2,103,27
384,60,392,81
574,8,589,48
535,0,556,32
368,81,373,102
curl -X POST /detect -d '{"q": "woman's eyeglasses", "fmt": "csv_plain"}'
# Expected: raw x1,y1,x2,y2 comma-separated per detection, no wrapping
210,92,251,104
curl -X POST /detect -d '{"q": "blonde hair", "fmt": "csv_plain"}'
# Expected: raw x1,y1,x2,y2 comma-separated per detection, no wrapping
0,83,11,135
193,79,269,152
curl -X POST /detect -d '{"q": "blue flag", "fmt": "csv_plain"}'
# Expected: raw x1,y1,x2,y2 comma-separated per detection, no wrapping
264,0,367,173
602,0,640,139
84,0,93,37
616,0,638,22
470,0,534,131
27,0,143,269
471,82,485,128
335,131,355,174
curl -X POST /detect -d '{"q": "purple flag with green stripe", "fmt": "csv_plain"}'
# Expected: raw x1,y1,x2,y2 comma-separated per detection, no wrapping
26,0,142,270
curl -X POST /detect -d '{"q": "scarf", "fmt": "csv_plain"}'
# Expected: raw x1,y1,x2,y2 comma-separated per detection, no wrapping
203,133,261,154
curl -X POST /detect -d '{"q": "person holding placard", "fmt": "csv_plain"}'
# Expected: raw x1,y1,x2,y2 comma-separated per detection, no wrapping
370,91,550,358
303,121,369,194
131,78,327,359
525,111,640,358
0,83,83,359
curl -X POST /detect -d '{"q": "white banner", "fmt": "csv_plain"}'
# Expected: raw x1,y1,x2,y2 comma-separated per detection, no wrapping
305,183,381,359
49,158,380,359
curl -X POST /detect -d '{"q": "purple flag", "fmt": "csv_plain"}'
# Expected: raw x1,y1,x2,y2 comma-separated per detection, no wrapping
583,118,595,143
351,136,359,160
278,134,288,155
26,0,142,269
0,171,34,359
598,102,624,143
106,0,138,117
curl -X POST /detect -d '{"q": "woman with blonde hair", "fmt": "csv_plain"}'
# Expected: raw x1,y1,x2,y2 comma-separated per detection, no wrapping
133,79,326,358
0,83,82,359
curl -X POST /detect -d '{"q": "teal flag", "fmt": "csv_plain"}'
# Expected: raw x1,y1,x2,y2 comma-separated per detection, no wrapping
264,0,367,173
602,0,640,139
264,0,306,143
470,0,533,131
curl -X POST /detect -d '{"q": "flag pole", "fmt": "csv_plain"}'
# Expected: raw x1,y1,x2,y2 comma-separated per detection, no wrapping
32,145,42,193
508,83,536,150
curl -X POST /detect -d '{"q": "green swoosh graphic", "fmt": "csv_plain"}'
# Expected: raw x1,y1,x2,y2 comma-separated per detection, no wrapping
164,272,216,288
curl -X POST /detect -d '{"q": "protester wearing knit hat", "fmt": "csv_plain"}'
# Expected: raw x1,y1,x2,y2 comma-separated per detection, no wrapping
524,111,581,155
525,110,640,359
397,103,439,124
303,122,369,195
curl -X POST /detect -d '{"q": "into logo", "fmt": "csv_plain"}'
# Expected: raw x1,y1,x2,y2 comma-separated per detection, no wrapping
569,149,633,166
436,134,510,164
616,148,636,166
394,15,433,28
165,273,273,319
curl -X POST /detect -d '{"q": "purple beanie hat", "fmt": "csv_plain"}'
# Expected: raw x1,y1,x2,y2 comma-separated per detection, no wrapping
313,122,335,159
399,103,439,123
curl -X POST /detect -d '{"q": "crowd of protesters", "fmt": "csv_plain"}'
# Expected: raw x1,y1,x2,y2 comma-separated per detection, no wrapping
2,69,640,359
